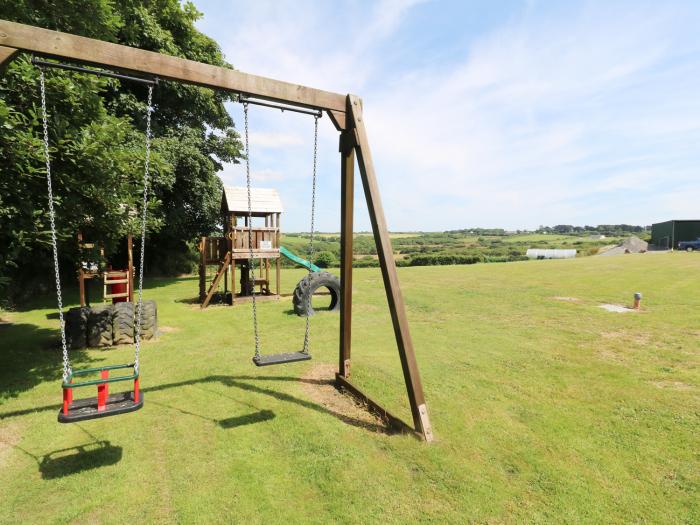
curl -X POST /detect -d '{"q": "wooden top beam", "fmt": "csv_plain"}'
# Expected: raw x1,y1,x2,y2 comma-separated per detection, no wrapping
0,19,347,116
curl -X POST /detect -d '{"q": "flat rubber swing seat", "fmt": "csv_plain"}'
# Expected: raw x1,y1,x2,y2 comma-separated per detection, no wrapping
58,391,143,423
253,352,312,367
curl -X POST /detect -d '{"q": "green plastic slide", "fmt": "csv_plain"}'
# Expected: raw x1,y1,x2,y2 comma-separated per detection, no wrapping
280,246,321,272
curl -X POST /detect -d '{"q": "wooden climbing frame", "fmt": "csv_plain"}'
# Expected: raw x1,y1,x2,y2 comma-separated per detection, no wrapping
0,19,433,441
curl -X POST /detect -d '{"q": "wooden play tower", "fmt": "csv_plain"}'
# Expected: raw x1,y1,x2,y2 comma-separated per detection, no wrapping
199,187,283,308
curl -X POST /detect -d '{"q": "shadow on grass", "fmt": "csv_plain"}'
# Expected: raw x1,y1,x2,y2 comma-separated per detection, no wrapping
175,292,229,306
9,425,123,480
146,375,390,434
39,441,122,480
176,293,297,307
218,410,276,428
0,322,95,400
141,275,197,292
146,396,276,430
9,277,189,313
2,374,390,434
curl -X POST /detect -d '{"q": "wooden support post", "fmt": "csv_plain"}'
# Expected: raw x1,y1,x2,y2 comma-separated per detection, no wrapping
77,231,86,307
276,258,281,297
79,269,86,307
199,236,206,303
276,212,281,297
127,234,134,302
231,256,236,305
339,110,355,379
347,94,433,442
0,45,18,74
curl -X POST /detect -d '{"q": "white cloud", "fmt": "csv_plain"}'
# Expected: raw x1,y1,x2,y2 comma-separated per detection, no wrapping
196,0,700,231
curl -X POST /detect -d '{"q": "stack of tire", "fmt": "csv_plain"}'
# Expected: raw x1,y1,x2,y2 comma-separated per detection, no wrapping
65,301,158,349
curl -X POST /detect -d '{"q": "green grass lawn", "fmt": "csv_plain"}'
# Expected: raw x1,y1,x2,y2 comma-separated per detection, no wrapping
1,254,699,523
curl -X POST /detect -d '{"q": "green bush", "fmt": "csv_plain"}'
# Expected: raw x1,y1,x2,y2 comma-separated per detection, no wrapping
353,257,380,268
314,251,336,268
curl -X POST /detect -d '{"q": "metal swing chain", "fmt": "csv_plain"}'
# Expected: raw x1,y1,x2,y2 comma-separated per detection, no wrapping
302,115,319,355
39,68,70,382
133,84,154,374
243,101,261,359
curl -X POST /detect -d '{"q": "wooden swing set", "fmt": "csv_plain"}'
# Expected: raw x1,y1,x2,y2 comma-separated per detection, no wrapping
0,19,433,442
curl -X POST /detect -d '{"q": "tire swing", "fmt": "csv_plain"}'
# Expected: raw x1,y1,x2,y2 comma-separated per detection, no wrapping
36,63,156,422
242,100,320,366
292,271,340,316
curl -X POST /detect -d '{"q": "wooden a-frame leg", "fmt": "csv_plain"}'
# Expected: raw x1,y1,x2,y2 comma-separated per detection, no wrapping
339,123,355,379
347,94,433,442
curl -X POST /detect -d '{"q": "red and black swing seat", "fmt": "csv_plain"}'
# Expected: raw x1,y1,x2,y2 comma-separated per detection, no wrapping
59,363,143,423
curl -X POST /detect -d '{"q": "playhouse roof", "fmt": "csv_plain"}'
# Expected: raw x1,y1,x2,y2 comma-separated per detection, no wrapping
221,187,284,215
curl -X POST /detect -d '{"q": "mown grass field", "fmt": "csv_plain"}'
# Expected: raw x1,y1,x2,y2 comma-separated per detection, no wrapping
1,253,698,523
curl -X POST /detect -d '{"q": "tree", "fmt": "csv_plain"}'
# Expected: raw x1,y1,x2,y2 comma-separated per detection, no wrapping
0,1,242,302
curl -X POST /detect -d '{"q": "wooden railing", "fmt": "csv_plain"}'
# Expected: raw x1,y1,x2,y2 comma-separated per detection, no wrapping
200,237,228,265
228,227,279,257
199,228,280,266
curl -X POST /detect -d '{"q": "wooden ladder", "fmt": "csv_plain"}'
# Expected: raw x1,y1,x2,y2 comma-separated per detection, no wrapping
201,252,231,309
103,270,130,301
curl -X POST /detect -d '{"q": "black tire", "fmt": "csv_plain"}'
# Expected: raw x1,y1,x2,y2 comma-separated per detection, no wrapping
112,302,135,345
87,304,114,347
137,300,158,340
66,307,89,350
292,272,340,316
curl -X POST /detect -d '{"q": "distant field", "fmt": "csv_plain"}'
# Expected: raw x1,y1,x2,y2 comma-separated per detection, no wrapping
282,231,637,267
313,232,421,239
1,252,697,523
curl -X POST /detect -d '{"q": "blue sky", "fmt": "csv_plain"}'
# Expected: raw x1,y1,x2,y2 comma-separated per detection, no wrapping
193,0,700,232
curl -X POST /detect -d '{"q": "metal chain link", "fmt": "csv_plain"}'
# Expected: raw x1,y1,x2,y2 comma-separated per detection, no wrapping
39,68,71,382
133,85,154,374
302,115,319,354
243,102,261,359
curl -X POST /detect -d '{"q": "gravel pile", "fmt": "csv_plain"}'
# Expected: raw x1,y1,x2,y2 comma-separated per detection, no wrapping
599,236,648,257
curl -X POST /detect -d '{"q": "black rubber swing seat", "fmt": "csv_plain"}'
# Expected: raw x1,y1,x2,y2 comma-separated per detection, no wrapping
253,352,312,367
58,391,143,423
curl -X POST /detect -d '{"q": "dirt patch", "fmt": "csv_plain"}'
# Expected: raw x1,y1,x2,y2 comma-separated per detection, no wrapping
652,381,694,391
600,331,651,345
158,326,179,333
0,422,22,468
599,304,637,313
300,363,390,434
553,296,582,303
598,349,624,362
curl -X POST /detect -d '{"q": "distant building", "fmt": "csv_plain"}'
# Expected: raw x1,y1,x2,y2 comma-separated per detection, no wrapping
650,220,700,249
526,249,577,260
